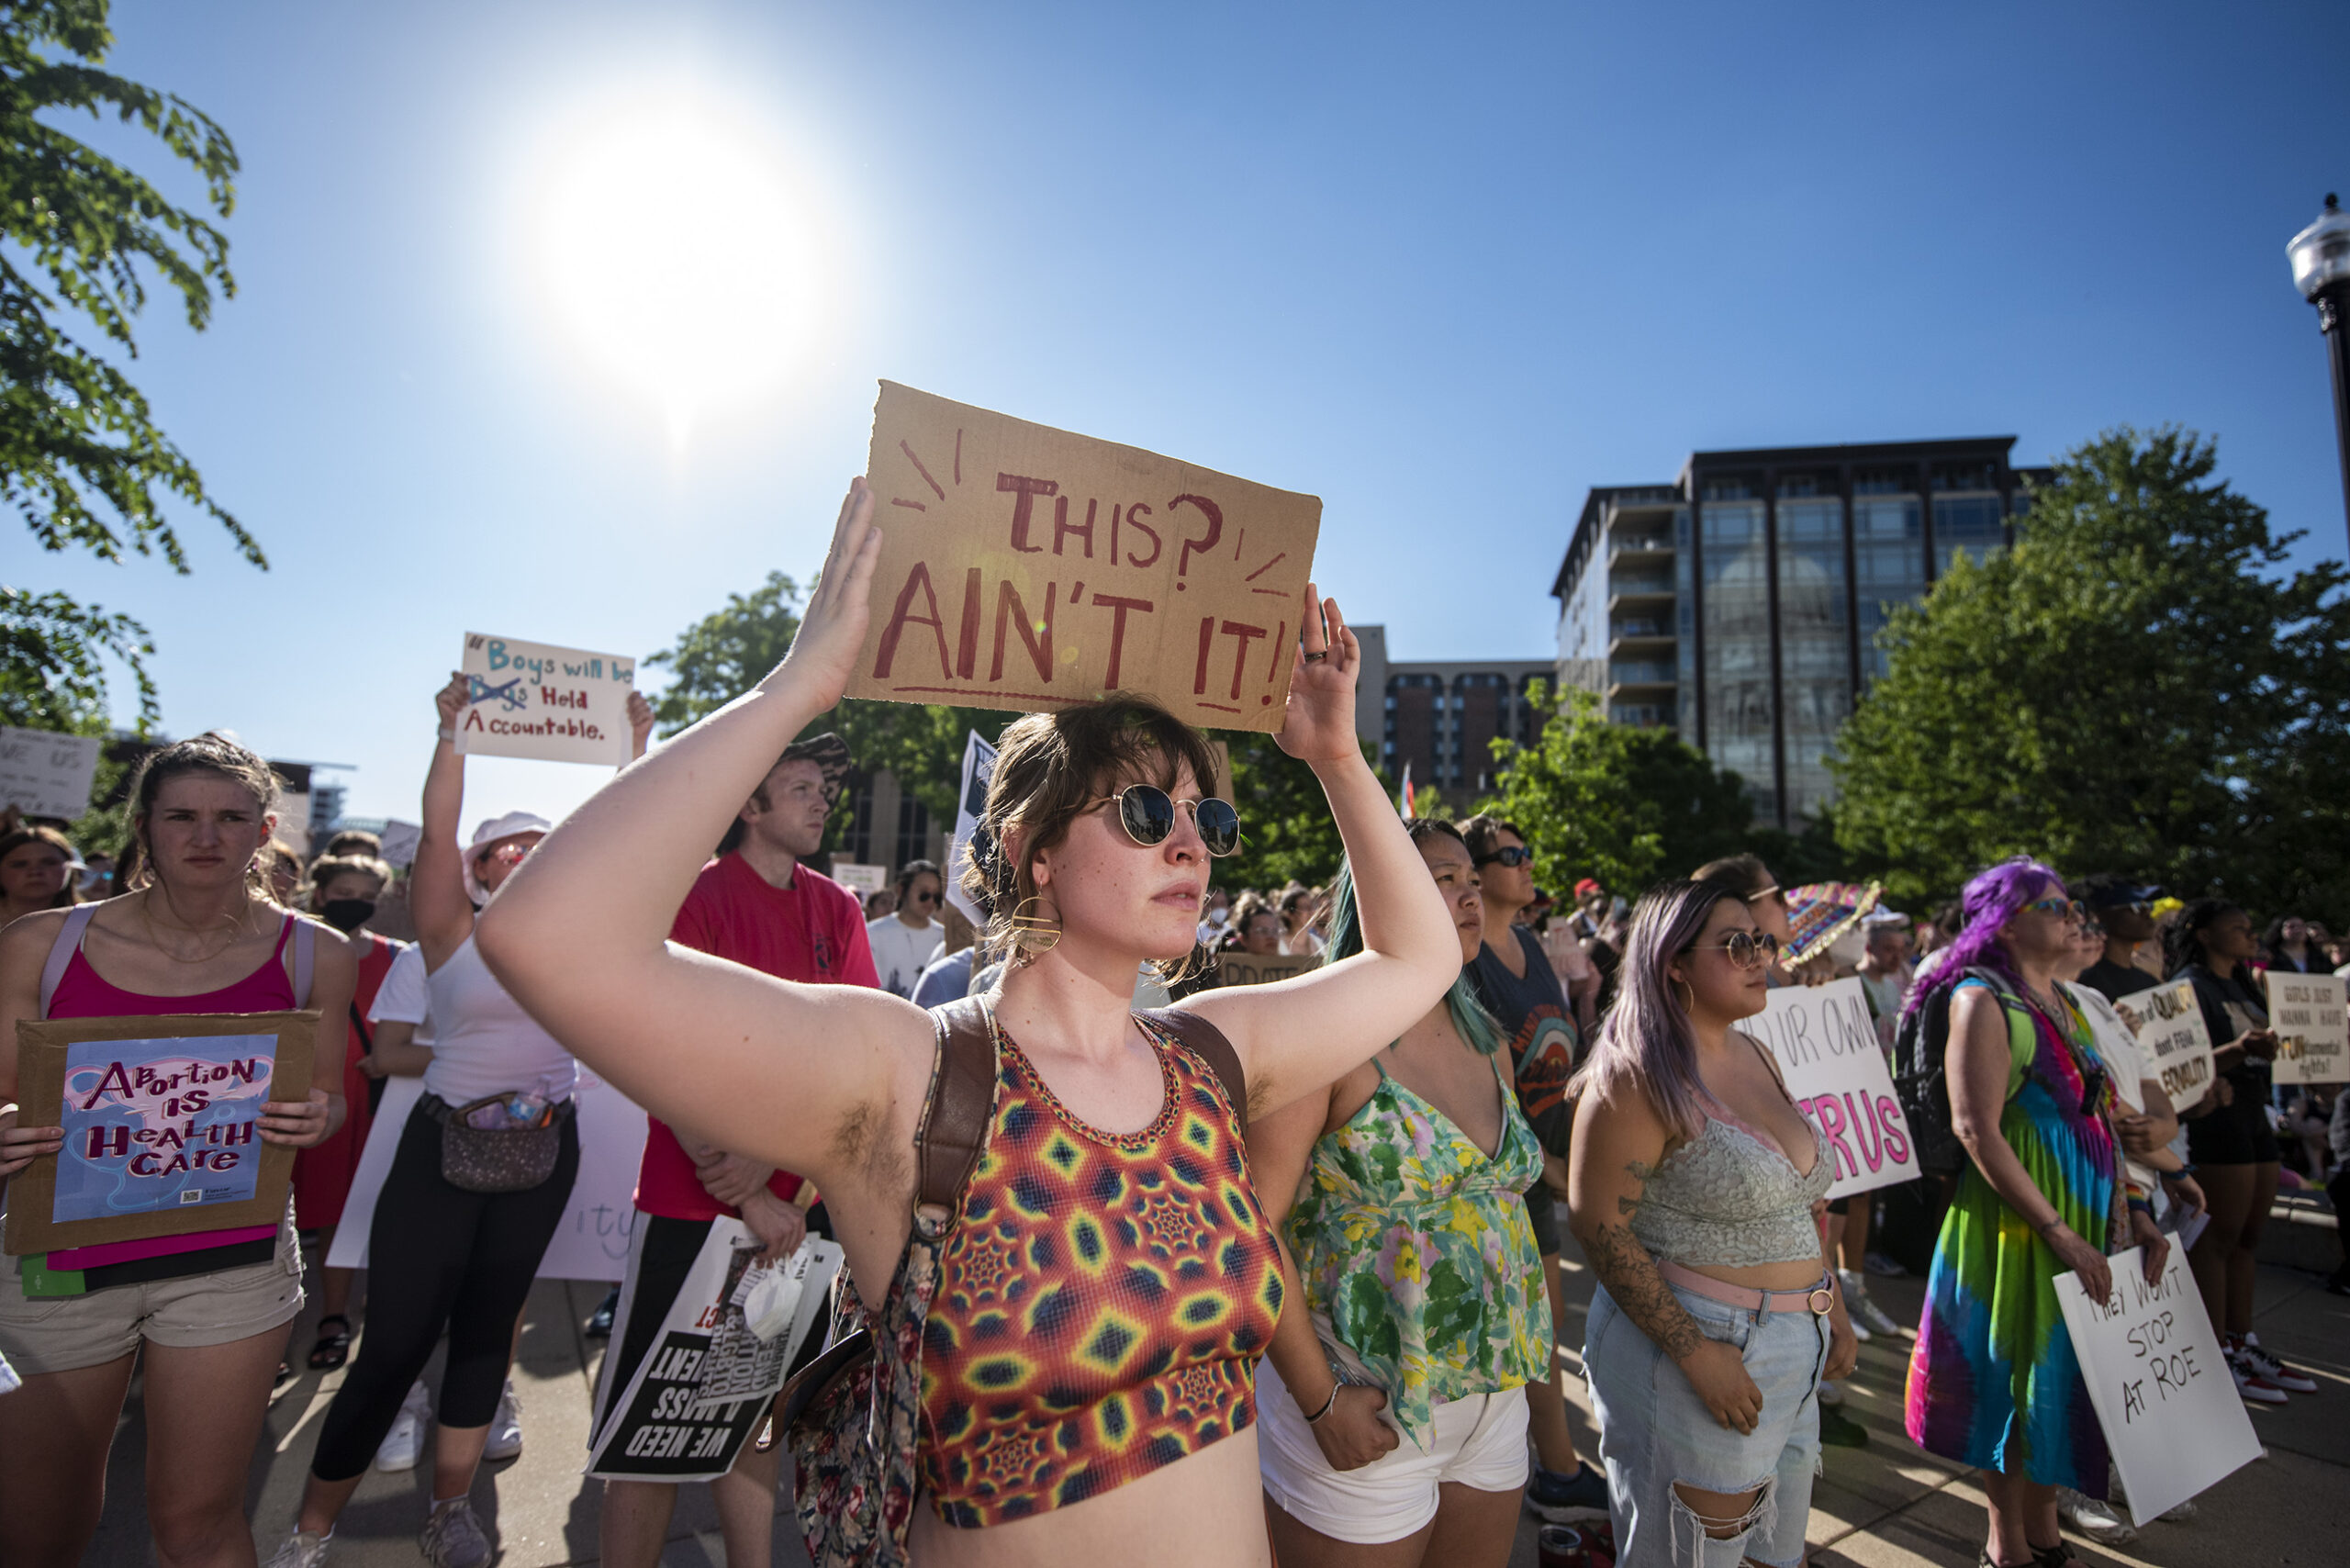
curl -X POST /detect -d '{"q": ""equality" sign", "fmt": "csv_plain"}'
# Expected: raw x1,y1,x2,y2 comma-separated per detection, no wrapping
2109,979,2215,1109
1745,978,1917,1198
848,383,1324,733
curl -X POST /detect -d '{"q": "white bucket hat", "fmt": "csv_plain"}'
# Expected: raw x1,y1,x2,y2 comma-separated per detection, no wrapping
464,811,553,904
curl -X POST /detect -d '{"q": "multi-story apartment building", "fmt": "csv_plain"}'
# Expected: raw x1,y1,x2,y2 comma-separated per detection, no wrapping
1554,437,2050,828
1349,624,1551,799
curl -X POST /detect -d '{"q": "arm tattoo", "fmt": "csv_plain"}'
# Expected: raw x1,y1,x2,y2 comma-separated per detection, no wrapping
1584,1158,1705,1363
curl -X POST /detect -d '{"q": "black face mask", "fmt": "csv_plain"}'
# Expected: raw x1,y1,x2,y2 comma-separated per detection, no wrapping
321,899,375,935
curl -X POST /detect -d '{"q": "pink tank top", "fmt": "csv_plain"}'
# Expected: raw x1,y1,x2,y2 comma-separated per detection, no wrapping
40,911,301,1271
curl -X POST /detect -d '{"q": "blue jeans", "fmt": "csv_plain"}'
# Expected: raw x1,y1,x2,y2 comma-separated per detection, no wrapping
1584,1279,1829,1568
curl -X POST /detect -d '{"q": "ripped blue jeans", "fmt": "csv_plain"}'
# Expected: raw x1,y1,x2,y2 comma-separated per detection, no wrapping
1584,1280,1828,1568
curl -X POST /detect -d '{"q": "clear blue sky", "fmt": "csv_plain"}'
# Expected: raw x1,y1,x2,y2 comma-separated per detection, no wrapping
31,0,2350,828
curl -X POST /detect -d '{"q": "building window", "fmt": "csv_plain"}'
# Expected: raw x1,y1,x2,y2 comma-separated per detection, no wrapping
1776,498,1849,822
895,793,932,876
1931,493,2003,571
1699,499,1774,822
1852,496,1924,685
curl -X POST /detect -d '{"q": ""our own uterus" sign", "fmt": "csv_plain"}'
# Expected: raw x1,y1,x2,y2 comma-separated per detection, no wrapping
1746,977,1918,1198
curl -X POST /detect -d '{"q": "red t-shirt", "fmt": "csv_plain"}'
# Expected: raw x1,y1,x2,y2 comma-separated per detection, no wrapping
634,854,880,1220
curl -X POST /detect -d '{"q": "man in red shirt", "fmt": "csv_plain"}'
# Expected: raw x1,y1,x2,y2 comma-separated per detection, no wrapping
594,733,878,1568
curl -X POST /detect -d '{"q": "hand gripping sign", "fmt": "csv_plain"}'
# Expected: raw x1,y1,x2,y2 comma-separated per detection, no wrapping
1744,978,1918,1199
849,383,1324,732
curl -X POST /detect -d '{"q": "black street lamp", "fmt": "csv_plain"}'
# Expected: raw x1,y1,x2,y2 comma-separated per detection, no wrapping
2288,194,2350,543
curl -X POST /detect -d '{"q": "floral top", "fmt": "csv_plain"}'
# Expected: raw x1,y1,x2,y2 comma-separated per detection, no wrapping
1284,1056,1551,1446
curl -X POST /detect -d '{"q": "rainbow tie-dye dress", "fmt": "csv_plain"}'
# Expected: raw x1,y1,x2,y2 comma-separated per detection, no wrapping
1905,980,2119,1494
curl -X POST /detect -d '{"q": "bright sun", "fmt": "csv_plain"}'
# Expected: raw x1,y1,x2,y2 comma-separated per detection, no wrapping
530,96,822,440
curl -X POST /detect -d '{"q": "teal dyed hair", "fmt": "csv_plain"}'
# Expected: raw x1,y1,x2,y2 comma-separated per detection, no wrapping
1320,819,1505,1058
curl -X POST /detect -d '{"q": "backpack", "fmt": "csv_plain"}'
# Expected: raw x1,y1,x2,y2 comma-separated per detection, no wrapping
1892,965,2034,1178
780,996,1248,1568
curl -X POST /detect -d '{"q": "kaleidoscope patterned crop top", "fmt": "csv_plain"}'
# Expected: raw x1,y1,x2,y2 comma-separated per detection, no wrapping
919,1015,1284,1527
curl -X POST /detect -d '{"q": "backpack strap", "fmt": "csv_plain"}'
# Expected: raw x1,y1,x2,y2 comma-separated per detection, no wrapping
38,903,99,1020
1954,968,2039,1099
918,995,999,1211
1137,1006,1250,1132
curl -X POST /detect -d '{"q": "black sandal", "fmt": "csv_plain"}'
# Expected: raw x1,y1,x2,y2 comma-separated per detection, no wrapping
307,1314,352,1371
2030,1542,2081,1568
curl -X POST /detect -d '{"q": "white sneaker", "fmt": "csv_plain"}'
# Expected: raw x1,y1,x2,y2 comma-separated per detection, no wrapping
375,1381,432,1471
2229,1349,2290,1406
483,1380,522,1462
2239,1333,2319,1394
419,1496,492,1568
2057,1486,2137,1544
264,1530,331,1568
1840,1269,1903,1338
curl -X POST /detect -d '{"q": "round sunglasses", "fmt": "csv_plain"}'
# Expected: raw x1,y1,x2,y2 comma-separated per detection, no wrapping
1088,785,1242,857
1685,930,1782,969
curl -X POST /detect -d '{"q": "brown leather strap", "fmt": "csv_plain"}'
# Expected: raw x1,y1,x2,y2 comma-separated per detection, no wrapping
1138,1005,1249,1132
918,995,997,1210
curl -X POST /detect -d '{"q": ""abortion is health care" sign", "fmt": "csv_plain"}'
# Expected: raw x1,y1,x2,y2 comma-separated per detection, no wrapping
55,1034,275,1221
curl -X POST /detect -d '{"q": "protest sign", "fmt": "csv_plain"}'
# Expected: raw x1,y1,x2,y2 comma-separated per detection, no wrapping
944,729,998,925
454,633,635,767
1214,952,1319,988
849,383,1324,732
588,1227,843,1481
2054,1245,2262,1523
377,819,421,868
1744,978,1916,1198
2109,979,2215,1109
829,863,886,898
2267,970,2349,1084
327,1068,649,1280
0,726,103,820
6,1011,317,1254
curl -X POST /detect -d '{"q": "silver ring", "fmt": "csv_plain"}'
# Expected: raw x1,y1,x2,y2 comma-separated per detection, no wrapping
1304,650,1327,663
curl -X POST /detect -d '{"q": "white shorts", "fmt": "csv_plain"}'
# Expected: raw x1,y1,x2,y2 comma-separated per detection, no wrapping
1256,1357,1531,1543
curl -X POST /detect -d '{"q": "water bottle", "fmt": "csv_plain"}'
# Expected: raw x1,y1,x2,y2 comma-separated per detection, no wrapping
1538,1525,1589,1568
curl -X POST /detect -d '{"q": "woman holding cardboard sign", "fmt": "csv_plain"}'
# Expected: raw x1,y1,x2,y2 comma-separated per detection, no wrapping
475,476,1461,1568
0,733,352,1568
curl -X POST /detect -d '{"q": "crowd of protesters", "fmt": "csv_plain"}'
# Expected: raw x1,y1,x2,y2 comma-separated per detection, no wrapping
0,494,2342,1568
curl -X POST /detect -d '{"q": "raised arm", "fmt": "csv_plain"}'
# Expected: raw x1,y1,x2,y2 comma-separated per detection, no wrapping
1567,1080,1764,1434
414,674,478,969
1182,594,1457,1117
475,482,933,1232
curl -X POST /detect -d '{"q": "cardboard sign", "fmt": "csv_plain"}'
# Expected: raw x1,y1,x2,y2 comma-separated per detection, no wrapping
829,863,887,897
850,383,1323,731
2055,1246,2262,1523
944,729,998,926
587,1225,843,1481
327,1069,649,1281
2267,970,2349,1084
0,725,103,820
1745,979,1917,1198
6,1011,317,1254
2108,980,2216,1109
1213,952,1319,987
378,819,422,868
455,633,635,766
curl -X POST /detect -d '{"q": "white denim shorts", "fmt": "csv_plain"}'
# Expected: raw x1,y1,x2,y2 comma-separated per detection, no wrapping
1257,1357,1531,1543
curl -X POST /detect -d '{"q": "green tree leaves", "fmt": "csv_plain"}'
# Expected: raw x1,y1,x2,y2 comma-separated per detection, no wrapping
1831,428,2350,923
1483,683,1762,895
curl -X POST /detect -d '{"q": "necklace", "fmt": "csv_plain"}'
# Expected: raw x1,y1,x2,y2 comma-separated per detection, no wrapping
139,886,251,966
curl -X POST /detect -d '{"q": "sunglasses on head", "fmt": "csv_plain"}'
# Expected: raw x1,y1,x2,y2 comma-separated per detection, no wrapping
1686,930,1782,969
1088,785,1242,857
1475,846,1532,868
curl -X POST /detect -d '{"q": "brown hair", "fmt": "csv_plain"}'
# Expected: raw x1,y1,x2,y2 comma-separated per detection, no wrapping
323,829,383,858
122,734,282,900
307,854,392,906
1457,813,1527,865
962,696,1220,975
0,823,78,911
1694,852,1775,901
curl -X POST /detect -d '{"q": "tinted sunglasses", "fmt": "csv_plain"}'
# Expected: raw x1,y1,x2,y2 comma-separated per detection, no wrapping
2023,896,2078,919
1088,786,1242,857
1475,846,1532,868
1687,930,1782,969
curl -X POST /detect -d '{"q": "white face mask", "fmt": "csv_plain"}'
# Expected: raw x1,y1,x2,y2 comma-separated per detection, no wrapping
1204,907,1228,927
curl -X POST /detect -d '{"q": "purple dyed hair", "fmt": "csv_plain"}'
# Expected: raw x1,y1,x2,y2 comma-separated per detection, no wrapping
1910,856,2065,1011
1567,879,1743,1143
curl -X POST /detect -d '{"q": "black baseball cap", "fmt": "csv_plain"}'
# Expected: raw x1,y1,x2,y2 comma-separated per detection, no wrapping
2079,876,2162,910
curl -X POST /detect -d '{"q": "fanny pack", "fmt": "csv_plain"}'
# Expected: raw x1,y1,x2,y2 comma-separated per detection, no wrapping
420,1091,574,1193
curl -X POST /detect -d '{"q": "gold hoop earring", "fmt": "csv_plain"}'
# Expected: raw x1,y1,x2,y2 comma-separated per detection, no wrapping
1007,895,1062,966
1671,977,1695,1014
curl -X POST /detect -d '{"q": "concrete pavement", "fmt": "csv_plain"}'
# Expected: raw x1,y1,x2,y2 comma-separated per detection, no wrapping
68,1210,2346,1567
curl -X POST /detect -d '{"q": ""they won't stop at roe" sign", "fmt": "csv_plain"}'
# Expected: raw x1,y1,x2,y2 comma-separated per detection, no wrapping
847,383,1324,733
